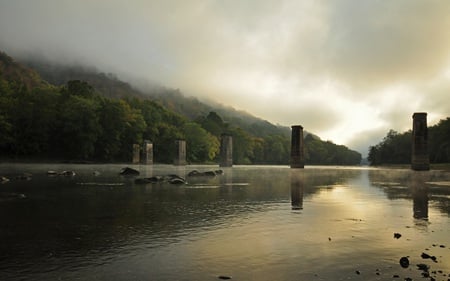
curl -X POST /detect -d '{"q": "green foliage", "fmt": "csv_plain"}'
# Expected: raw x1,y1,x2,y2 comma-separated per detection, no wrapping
368,130,411,165
305,134,362,165
57,95,101,159
196,111,228,136
262,134,290,164
368,119,450,165
429,118,450,163
0,51,363,165
183,122,219,163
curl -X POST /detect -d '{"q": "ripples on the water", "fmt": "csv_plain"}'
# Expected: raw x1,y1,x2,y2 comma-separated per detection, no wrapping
0,164,450,281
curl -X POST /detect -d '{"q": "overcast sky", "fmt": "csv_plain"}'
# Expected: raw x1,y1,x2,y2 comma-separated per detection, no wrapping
1,0,450,156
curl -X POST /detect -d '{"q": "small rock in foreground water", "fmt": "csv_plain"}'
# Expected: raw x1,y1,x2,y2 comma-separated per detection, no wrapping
399,257,410,268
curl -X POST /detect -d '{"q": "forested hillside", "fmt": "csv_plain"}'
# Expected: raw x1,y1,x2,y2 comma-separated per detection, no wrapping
368,118,450,165
1,51,361,165
24,59,292,139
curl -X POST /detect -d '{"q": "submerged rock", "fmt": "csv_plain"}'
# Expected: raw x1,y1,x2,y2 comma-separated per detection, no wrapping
134,174,186,185
60,171,76,176
399,257,410,268
15,173,32,180
169,178,186,185
1,176,10,183
166,174,186,184
188,170,222,177
119,167,140,176
416,263,430,272
134,176,164,184
421,252,437,262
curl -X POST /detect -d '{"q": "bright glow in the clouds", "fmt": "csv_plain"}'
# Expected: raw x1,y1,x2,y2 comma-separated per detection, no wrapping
1,0,450,156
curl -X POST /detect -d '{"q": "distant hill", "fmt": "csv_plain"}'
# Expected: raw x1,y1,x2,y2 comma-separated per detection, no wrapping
1,51,361,165
0,51,49,91
22,58,291,139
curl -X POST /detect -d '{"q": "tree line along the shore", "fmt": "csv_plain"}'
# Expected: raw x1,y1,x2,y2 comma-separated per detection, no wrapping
0,51,361,165
368,118,450,166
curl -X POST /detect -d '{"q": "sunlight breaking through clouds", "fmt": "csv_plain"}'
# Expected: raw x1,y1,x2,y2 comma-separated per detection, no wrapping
1,0,450,156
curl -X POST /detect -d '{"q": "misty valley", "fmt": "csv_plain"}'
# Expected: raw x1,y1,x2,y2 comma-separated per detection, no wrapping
2,2,450,281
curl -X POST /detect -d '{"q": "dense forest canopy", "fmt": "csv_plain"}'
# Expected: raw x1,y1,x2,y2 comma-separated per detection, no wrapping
368,118,450,165
0,51,361,165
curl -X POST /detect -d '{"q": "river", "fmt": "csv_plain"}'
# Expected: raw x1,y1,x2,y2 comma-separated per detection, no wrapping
0,164,449,281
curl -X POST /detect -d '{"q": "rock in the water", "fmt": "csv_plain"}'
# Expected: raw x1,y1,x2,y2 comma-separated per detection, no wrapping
399,257,410,268
218,276,231,280
394,233,402,239
421,253,437,262
60,170,76,176
169,177,186,185
1,176,10,183
120,167,140,175
416,263,430,272
188,170,219,177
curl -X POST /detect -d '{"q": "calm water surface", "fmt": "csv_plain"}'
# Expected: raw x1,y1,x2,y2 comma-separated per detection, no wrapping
0,164,449,281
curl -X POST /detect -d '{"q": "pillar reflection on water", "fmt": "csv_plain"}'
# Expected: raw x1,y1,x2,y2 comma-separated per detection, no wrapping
290,170,304,210
410,172,429,220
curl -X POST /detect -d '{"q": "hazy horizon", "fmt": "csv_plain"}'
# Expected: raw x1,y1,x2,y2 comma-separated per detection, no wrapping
1,0,450,157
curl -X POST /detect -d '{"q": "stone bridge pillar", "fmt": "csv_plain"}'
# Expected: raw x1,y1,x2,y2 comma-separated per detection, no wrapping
220,134,233,167
132,144,140,164
174,139,187,166
290,125,305,168
411,112,429,171
141,140,153,165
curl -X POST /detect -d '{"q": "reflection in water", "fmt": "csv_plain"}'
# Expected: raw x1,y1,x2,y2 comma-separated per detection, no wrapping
410,172,429,220
290,170,304,210
1,164,450,281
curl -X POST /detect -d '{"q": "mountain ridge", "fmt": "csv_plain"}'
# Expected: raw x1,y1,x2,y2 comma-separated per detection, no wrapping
21,57,292,139
1,50,361,165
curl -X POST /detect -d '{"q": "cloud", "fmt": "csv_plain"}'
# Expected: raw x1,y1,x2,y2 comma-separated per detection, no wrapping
1,0,450,155
322,1,450,91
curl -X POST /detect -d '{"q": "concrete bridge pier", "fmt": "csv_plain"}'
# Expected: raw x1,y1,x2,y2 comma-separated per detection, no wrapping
141,140,153,165
174,139,187,166
132,144,140,164
219,134,233,167
290,125,305,168
411,112,429,171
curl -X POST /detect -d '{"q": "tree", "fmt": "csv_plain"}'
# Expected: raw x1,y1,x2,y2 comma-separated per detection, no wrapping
230,128,255,164
183,122,219,163
368,130,411,165
56,94,101,159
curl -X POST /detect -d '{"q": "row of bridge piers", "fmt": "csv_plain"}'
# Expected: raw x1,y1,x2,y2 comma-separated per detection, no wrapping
132,112,430,171
132,134,233,167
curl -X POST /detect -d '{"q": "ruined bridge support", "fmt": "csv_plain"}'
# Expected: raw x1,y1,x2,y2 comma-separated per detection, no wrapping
219,134,233,167
141,140,153,165
411,112,429,171
174,139,187,166
290,125,305,168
